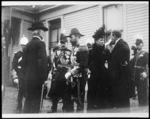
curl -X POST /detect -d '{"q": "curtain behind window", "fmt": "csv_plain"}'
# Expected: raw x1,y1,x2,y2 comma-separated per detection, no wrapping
104,5,123,31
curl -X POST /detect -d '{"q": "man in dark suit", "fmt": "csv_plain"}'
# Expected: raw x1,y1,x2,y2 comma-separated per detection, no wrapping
108,30,131,108
23,22,48,113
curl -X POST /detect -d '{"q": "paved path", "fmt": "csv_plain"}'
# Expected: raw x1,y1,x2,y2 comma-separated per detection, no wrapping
2,86,149,117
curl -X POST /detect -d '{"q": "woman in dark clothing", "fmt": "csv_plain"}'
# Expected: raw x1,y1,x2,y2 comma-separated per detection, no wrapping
87,26,110,110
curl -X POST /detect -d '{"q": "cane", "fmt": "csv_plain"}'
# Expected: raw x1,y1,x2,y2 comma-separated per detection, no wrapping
39,84,45,113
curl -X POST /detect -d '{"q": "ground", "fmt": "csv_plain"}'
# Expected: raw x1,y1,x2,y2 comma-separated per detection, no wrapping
2,85,149,117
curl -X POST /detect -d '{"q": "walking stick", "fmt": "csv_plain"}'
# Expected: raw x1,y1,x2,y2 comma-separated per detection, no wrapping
39,84,45,113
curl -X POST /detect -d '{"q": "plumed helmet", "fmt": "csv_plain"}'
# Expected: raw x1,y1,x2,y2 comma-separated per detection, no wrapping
20,36,29,45
92,26,105,40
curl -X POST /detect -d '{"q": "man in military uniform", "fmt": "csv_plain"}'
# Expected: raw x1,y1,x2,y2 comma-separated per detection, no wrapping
23,22,48,113
65,28,88,112
48,33,72,113
131,39,149,106
12,36,29,113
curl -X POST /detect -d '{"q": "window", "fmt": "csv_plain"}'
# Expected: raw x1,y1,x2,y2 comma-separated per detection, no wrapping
103,4,123,41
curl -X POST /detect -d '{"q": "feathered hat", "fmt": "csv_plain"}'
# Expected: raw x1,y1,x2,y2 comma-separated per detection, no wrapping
92,25,105,40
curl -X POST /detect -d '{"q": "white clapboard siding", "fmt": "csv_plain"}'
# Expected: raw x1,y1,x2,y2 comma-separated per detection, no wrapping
126,4,149,52
64,6,100,49
23,20,33,41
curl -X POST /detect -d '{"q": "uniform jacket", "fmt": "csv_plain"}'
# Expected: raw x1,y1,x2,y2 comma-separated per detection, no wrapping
131,50,149,84
23,36,48,95
12,50,24,79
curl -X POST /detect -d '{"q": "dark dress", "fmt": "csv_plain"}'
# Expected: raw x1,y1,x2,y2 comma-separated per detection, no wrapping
87,44,109,109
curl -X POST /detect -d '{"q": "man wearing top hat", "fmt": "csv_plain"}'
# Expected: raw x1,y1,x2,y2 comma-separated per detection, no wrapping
47,33,72,113
65,28,88,112
130,38,149,106
22,22,48,113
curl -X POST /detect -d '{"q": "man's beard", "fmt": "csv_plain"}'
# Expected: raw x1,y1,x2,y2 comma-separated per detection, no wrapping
71,41,78,46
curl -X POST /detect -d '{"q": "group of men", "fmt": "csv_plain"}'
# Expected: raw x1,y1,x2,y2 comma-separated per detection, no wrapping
11,21,149,113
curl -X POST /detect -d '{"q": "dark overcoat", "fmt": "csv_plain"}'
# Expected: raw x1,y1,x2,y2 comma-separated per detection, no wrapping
87,44,109,108
108,39,131,107
23,36,48,98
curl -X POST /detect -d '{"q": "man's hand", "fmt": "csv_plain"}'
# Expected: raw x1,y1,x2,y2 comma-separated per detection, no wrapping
14,79,19,84
65,72,72,80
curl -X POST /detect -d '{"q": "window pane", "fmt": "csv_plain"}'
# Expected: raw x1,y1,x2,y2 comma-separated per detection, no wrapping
104,5,123,31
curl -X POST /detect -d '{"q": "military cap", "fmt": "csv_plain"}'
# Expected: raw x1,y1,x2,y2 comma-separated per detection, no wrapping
60,33,67,43
135,39,143,45
53,46,60,52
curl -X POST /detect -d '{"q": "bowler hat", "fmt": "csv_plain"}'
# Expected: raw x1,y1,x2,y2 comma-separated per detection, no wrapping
60,33,67,43
67,28,84,37
28,22,48,31
135,39,143,45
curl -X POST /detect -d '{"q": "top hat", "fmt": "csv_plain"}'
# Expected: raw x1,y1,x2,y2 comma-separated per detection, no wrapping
135,39,143,45
60,33,67,43
28,22,48,31
67,28,84,37
92,26,105,40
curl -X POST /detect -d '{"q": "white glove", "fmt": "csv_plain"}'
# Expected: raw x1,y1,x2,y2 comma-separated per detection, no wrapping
141,72,147,79
14,79,19,84
65,72,72,80
104,62,108,69
48,73,52,80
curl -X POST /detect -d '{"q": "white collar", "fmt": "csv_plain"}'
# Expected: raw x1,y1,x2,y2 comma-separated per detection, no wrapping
33,36,42,41
115,38,121,45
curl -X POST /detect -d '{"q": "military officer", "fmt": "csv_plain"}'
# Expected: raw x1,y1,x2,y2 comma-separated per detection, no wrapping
65,28,88,112
12,36,28,113
131,39,149,106
48,33,72,113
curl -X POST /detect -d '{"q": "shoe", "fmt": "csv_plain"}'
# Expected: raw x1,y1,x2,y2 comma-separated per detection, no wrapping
47,110,57,113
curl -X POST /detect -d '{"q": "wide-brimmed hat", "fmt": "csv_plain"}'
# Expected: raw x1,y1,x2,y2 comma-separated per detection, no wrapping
67,28,84,37
28,22,48,31
135,39,143,45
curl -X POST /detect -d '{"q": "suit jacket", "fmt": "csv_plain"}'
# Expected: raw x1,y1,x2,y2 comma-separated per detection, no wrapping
108,39,131,90
23,36,48,96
